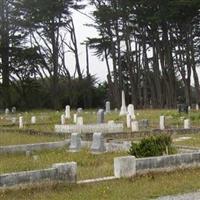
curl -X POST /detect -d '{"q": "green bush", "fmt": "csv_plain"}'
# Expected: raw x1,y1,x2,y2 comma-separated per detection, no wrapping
128,134,176,158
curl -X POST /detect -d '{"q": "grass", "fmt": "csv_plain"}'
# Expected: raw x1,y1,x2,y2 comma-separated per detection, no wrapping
1,168,200,200
0,109,200,199
1,109,200,132
173,134,200,148
0,148,127,180
0,131,65,146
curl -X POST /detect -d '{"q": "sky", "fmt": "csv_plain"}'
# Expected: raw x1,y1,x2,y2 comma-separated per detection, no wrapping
67,3,108,82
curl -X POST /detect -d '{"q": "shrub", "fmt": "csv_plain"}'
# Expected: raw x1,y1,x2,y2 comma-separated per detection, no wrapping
128,134,176,158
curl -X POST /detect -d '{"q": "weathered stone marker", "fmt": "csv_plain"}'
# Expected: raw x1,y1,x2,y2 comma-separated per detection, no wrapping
127,104,135,119
5,108,9,115
77,108,83,113
11,117,17,124
73,113,77,124
69,133,81,152
126,114,132,128
114,156,136,178
196,104,199,111
160,116,165,130
91,133,106,154
120,90,127,116
97,109,104,124
131,121,139,132
76,116,83,125
105,101,111,113
31,116,36,124
184,119,191,129
65,105,71,119
139,119,149,129
61,114,65,125
19,116,23,129
11,107,16,113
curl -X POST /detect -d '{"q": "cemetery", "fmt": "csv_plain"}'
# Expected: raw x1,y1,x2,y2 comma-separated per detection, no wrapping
1,0,200,199
1,102,200,199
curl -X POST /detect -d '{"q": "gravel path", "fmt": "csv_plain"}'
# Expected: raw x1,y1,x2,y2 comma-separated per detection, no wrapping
155,192,200,200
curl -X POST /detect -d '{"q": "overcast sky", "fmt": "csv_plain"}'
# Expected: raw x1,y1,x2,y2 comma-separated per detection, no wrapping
67,3,108,82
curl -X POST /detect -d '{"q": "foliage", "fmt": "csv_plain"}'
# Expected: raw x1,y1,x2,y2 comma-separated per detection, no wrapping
128,134,175,158
6,76,106,109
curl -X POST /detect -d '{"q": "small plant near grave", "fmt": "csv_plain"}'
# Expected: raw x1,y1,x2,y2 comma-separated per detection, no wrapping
128,134,176,158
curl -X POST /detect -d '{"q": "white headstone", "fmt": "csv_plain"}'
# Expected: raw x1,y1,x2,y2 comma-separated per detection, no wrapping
11,107,16,113
69,133,81,152
91,132,106,153
160,116,165,130
65,105,71,119
119,90,127,116
105,101,111,113
196,104,199,111
131,121,139,132
77,108,83,113
97,109,104,124
73,114,77,124
5,108,9,115
184,119,191,129
77,117,83,125
114,156,136,178
127,104,135,119
19,116,23,129
126,114,132,128
61,114,65,125
31,116,36,124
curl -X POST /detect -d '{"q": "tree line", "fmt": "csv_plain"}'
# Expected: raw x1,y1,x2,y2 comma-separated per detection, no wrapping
89,0,200,108
0,0,200,109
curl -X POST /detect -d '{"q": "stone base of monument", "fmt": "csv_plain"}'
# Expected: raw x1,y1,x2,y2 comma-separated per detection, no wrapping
55,123,124,134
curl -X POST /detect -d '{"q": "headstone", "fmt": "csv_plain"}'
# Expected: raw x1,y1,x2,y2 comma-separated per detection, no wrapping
91,133,106,154
196,104,199,111
31,116,36,124
97,109,104,124
19,116,23,129
160,116,165,130
11,107,16,113
65,105,71,119
127,104,135,119
61,114,65,125
69,133,81,152
77,117,83,125
119,90,127,116
131,121,139,132
105,101,111,113
11,117,17,124
114,108,118,113
126,114,132,128
114,156,136,178
73,114,77,124
77,108,83,113
139,119,149,129
184,119,191,129
5,108,9,115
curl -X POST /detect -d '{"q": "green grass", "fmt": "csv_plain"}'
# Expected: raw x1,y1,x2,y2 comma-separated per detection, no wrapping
1,168,200,200
1,109,200,132
0,131,65,146
173,134,200,147
0,149,127,180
